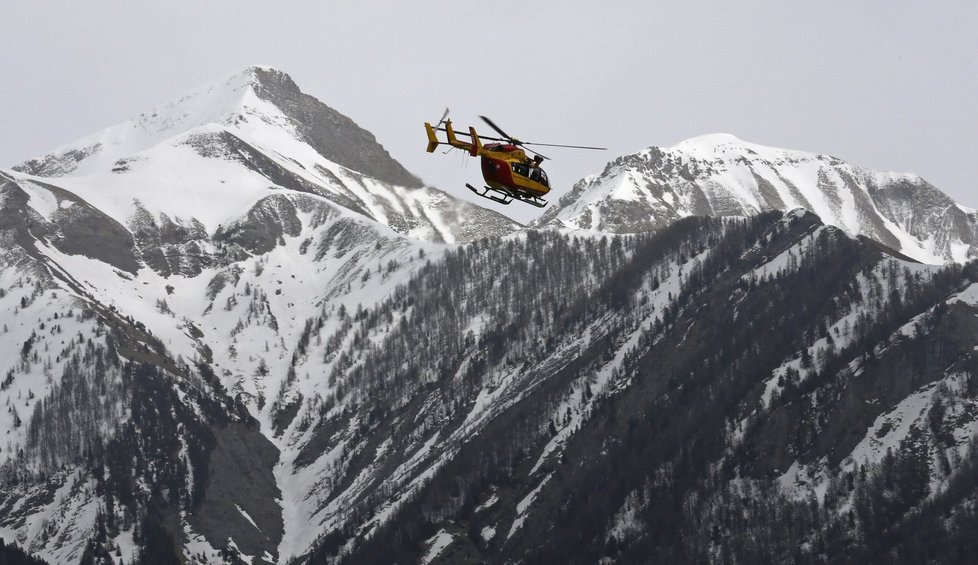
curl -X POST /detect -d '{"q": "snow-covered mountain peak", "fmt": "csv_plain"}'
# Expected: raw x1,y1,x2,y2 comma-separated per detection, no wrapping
12,66,278,178
663,133,832,167
3,66,517,279
540,135,976,264
670,132,748,153
13,64,422,186
663,134,926,186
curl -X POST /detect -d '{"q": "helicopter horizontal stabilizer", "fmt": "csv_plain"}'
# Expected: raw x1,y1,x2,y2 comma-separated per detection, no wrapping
468,127,482,157
424,122,440,153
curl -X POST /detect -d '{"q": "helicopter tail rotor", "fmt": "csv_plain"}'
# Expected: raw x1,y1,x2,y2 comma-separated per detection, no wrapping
435,108,450,129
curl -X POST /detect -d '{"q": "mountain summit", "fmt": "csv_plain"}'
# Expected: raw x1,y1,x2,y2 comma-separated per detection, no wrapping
15,66,420,188
538,134,978,264
6,66,517,264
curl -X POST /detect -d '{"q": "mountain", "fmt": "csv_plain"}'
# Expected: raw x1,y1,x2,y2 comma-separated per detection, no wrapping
11,66,518,254
3,68,978,565
0,66,517,563
336,211,978,565
537,133,978,264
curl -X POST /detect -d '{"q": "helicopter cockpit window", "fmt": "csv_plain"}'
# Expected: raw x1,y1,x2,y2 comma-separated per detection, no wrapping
511,162,548,186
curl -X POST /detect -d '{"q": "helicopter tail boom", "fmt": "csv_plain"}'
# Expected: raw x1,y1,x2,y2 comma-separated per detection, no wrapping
425,120,483,156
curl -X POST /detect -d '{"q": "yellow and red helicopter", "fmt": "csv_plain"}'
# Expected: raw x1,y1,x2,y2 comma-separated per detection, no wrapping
424,111,605,208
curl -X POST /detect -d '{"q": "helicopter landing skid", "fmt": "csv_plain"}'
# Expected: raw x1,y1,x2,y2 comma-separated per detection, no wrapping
466,184,547,208
467,184,511,205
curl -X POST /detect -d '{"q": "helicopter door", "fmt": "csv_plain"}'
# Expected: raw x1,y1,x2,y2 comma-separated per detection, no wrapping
511,162,548,187
536,169,549,187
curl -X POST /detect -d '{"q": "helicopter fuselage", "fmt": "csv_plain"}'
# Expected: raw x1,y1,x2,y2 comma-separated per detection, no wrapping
480,144,550,197
424,118,554,206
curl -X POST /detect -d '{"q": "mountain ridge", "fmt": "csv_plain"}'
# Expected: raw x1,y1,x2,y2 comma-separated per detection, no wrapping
5,66,519,265
13,66,420,189
537,133,977,264
3,66,978,564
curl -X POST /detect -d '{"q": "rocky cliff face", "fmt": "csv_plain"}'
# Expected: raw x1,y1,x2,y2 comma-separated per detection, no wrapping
538,134,977,264
247,67,422,189
1,172,140,273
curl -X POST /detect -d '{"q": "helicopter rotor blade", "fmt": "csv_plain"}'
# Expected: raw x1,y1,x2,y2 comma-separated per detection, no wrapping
434,128,509,143
524,147,551,161
481,115,604,151
523,141,607,150
479,115,515,142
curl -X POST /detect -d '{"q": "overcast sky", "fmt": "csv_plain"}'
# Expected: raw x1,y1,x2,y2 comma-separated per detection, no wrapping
2,1,975,223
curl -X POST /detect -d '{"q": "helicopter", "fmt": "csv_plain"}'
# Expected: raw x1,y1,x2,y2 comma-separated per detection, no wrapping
424,110,605,208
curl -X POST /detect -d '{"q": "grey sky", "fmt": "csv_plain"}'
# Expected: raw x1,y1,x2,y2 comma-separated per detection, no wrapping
2,1,975,224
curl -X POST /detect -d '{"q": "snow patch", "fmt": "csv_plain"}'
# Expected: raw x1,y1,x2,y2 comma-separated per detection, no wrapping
236,504,262,532
421,530,454,564
507,473,552,539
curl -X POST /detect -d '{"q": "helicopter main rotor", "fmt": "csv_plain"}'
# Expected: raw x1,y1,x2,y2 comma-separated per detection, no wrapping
478,115,606,161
